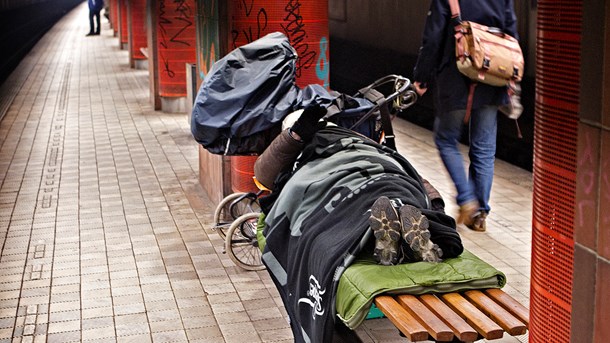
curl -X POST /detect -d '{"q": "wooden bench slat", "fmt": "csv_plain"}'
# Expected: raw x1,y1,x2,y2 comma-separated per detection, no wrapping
485,288,530,327
397,295,454,342
374,295,429,342
441,293,504,340
464,290,527,336
419,294,479,342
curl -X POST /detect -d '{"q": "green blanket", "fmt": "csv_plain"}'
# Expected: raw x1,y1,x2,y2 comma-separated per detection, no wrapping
336,250,505,329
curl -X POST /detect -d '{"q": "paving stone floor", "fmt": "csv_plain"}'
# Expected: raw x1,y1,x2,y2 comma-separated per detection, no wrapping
0,4,531,343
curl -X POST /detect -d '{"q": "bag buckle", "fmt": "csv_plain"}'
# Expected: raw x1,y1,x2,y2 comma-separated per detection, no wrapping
483,58,490,69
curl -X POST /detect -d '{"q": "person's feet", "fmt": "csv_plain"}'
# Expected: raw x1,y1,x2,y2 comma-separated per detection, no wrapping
457,200,479,227
370,196,401,266
400,205,443,262
467,212,487,232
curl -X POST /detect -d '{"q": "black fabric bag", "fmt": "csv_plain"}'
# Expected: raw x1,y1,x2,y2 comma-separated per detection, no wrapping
190,32,301,155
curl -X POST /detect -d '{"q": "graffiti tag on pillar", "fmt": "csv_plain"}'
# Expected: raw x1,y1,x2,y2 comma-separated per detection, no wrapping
231,0,268,49
281,0,316,79
158,0,194,78
316,37,329,87
199,0,219,79
172,0,194,46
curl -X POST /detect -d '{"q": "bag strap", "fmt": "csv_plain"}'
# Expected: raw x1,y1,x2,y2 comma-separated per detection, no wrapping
356,88,397,150
378,101,396,150
463,83,477,124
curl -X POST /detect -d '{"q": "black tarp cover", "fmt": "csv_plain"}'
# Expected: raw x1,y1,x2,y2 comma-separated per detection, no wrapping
191,32,301,155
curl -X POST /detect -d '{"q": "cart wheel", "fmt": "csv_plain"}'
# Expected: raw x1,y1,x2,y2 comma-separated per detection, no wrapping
213,192,261,225
229,193,261,220
225,212,265,271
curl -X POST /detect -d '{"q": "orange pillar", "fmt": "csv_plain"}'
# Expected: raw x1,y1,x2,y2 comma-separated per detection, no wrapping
110,0,119,36
227,0,330,193
531,0,580,341
119,0,129,49
193,0,330,198
228,0,330,88
153,0,197,112
128,0,147,69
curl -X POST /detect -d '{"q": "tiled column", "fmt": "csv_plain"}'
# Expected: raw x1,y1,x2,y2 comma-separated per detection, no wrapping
128,0,147,69
571,0,610,342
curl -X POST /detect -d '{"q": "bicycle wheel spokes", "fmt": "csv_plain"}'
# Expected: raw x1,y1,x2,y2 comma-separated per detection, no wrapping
226,213,265,271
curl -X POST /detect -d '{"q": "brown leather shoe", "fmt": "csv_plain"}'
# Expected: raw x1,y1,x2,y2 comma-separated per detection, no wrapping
457,200,479,226
467,212,487,232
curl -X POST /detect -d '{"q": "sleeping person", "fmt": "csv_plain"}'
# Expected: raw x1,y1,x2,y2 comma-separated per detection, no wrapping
254,104,463,342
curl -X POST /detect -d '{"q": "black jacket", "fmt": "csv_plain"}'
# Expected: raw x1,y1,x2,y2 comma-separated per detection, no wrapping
413,0,519,114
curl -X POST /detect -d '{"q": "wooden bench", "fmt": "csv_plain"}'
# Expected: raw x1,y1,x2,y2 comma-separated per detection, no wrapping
374,289,529,342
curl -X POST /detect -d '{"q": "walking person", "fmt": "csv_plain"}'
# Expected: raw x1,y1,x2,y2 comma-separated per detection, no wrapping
87,0,104,36
412,0,519,231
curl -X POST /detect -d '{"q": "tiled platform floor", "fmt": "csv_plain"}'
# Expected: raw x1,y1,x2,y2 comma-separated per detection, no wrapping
0,4,531,343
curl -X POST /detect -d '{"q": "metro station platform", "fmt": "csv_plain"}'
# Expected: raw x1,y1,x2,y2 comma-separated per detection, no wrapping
0,4,530,342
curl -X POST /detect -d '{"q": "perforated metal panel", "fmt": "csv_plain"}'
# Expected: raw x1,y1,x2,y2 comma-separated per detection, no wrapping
532,1,581,341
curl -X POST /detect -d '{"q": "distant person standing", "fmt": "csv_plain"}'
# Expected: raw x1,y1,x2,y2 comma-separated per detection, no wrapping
87,0,104,36
412,0,519,232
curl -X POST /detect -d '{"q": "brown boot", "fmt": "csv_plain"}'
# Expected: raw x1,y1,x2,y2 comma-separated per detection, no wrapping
457,200,478,226
467,212,487,232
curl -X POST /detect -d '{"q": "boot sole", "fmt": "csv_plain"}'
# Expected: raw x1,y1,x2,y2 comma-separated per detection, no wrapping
370,196,401,265
400,205,443,262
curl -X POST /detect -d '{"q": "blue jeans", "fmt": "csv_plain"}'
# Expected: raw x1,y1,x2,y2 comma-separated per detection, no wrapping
433,106,498,213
